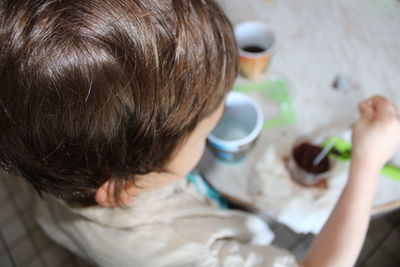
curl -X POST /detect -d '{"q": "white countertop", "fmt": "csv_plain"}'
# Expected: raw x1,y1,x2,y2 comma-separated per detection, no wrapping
199,0,400,234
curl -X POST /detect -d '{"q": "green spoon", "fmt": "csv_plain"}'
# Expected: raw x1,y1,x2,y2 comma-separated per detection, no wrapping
323,137,400,181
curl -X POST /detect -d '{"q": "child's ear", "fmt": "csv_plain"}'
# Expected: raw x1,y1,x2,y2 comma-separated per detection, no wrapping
95,179,139,207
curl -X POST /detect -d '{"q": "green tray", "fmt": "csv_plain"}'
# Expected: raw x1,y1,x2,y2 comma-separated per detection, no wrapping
234,77,298,128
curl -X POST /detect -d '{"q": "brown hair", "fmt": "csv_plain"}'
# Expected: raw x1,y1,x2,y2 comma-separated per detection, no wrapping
0,0,238,206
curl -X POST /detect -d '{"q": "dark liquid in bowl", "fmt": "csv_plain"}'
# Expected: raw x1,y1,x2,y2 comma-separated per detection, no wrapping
292,143,330,174
242,45,265,53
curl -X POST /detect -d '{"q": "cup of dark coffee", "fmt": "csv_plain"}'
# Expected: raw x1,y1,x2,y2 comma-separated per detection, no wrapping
234,21,275,80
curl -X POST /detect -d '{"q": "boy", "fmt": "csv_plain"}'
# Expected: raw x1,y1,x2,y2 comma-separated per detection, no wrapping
1,0,400,266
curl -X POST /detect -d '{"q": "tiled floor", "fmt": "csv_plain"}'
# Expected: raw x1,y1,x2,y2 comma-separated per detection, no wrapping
268,210,400,267
0,172,92,267
1,170,399,267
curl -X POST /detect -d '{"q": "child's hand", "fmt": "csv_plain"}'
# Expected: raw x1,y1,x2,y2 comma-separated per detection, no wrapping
352,95,400,171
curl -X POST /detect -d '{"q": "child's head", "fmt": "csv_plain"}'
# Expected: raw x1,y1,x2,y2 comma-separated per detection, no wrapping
0,0,238,206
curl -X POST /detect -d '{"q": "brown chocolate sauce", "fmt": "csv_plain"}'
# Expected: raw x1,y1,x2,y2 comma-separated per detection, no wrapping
242,45,265,53
292,143,330,174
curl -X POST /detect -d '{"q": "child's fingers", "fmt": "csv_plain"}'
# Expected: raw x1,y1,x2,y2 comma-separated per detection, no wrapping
371,96,398,120
358,99,374,120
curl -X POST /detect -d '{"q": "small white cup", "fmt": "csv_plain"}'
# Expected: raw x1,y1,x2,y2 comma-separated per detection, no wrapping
207,92,264,161
287,142,334,187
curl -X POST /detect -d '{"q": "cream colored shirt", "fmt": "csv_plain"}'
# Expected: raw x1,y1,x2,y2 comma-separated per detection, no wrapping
35,178,297,267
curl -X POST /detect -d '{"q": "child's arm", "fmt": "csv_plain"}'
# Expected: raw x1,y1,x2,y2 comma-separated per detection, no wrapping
299,96,400,267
